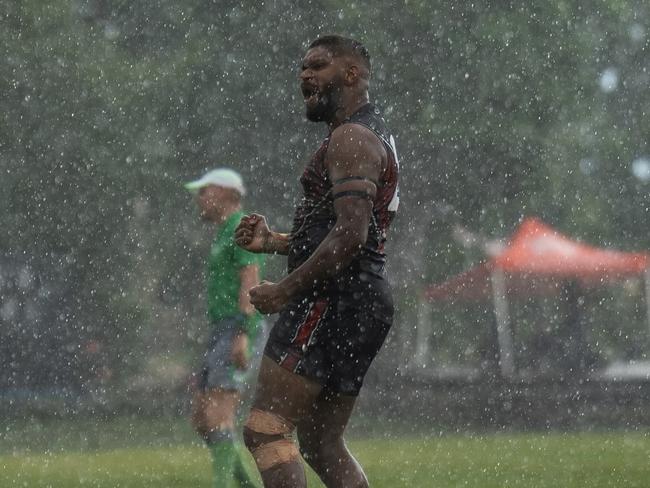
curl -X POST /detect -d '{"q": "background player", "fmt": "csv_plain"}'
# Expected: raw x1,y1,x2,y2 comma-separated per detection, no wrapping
185,168,264,488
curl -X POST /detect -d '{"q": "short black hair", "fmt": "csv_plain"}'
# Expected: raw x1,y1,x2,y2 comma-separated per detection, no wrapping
309,35,371,72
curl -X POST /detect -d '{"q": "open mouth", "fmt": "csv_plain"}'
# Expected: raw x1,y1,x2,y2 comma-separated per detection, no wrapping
301,85,319,104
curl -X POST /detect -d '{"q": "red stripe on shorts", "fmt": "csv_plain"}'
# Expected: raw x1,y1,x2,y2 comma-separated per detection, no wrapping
292,298,328,347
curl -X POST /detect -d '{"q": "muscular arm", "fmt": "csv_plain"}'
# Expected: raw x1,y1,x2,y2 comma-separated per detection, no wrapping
262,231,291,256
278,123,385,298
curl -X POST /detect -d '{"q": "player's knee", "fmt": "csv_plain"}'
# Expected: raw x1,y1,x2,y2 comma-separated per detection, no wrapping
243,408,300,471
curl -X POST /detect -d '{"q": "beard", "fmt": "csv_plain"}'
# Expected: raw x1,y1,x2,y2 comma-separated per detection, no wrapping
305,82,342,122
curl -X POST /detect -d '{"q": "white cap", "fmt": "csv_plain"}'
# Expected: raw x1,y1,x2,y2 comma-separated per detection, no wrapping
184,168,246,196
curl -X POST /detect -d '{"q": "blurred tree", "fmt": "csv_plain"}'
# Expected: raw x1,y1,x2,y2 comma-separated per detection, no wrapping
1,1,147,392
2,0,649,396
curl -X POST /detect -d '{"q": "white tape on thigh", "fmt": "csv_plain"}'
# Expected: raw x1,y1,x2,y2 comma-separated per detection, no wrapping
252,439,300,471
246,408,294,436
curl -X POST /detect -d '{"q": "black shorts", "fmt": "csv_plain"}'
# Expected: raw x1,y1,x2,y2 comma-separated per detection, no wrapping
264,276,393,396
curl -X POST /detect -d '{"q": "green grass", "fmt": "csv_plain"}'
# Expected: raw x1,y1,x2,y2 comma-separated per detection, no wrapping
1,415,197,454
2,431,650,487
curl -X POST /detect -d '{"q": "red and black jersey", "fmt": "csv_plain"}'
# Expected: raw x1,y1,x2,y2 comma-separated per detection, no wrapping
288,103,400,289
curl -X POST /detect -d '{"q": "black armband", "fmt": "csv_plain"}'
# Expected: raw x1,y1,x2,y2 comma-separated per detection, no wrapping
332,190,374,200
332,176,379,187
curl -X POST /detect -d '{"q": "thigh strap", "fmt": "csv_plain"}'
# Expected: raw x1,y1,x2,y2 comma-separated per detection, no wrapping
246,408,295,436
252,438,300,471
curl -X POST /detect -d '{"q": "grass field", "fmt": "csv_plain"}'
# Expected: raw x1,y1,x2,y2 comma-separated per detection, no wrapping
2,417,649,487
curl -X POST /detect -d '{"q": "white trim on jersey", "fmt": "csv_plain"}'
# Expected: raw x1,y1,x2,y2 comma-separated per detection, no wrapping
387,135,400,212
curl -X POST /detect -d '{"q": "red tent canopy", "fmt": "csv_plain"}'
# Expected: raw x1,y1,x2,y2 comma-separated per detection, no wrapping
424,217,649,302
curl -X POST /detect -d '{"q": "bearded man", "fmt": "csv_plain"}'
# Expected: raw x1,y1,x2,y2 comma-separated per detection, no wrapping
235,35,400,488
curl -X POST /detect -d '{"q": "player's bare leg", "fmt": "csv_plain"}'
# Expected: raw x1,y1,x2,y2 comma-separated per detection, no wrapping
297,390,368,488
192,387,245,487
243,356,322,488
191,387,240,438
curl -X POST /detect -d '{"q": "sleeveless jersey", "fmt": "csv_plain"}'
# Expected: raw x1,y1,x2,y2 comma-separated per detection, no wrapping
288,103,400,292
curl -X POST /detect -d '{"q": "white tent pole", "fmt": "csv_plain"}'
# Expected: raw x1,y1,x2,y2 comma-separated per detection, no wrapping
412,296,432,369
642,266,650,377
398,298,415,375
491,268,516,379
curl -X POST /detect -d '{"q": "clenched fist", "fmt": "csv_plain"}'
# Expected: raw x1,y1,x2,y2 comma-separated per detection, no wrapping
235,213,270,253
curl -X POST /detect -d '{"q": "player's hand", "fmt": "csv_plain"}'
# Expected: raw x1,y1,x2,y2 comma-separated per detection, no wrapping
249,280,290,314
231,332,249,370
235,214,270,253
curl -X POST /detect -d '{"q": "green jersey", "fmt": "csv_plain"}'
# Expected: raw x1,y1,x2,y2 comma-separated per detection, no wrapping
206,210,264,335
